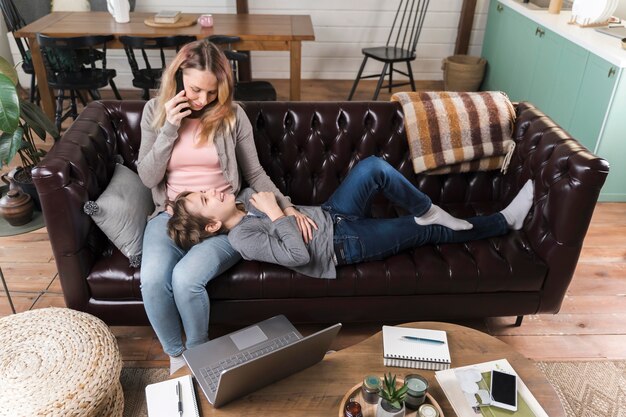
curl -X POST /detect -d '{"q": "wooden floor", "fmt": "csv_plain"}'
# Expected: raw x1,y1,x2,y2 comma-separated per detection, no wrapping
1,80,625,367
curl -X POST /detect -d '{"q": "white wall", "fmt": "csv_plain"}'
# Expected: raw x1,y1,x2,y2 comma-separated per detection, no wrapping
1,16,13,66
9,0,490,89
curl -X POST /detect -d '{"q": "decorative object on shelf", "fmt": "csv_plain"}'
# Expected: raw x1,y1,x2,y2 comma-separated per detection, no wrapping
377,373,408,417
107,0,130,23
362,375,382,404
404,374,429,410
0,175,34,226
622,37,626,50
569,0,618,27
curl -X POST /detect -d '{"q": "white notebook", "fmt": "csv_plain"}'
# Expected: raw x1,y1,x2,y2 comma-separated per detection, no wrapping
382,326,451,370
145,375,199,417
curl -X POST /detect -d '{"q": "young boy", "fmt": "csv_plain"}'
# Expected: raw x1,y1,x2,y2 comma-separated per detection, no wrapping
167,157,534,279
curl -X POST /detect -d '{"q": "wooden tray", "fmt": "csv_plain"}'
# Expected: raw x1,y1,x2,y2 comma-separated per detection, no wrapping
338,378,445,417
144,16,197,28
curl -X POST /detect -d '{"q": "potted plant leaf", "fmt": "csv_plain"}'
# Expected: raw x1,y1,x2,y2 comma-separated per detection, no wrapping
0,55,60,207
377,373,408,417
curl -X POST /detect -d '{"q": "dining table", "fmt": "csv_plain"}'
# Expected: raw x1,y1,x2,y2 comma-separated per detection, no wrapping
15,11,315,119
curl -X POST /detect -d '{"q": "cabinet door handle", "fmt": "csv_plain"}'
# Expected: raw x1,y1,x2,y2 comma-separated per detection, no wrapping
535,27,541,36
535,27,545,37
497,4,503,12
608,67,616,78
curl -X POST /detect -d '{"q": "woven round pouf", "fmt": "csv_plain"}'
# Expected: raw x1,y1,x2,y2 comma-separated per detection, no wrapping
0,308,123,417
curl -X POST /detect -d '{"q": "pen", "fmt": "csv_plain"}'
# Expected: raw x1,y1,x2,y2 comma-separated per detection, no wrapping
401,335,445,344
176,380,183,417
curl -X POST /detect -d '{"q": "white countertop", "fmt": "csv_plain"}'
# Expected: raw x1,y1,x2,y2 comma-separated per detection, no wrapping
499,0,626,67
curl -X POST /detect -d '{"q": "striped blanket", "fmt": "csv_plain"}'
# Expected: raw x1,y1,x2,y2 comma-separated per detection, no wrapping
391,91,516,174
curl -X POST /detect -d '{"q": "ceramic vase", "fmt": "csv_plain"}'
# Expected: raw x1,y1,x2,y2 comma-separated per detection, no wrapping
376,399,406,417
0,174,34,226
106,0,130,23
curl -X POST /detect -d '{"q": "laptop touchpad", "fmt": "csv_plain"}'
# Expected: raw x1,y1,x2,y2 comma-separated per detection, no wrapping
230,325,268,350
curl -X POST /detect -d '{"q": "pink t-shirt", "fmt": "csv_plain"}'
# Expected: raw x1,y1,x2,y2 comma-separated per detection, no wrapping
166,118,232,201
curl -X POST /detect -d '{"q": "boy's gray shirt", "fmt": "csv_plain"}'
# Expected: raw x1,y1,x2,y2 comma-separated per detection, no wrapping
229,188,337,279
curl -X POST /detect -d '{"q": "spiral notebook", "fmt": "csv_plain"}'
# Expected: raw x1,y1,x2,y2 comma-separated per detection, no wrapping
145,375,200,417
382,326,451,370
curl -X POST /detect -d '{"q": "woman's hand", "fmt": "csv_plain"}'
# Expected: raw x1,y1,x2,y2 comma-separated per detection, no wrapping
250,192,285,221
165,90,191,126
284,207,318,244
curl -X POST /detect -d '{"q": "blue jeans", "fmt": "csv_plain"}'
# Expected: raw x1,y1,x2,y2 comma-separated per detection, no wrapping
140,212,241,356
322,157,509,264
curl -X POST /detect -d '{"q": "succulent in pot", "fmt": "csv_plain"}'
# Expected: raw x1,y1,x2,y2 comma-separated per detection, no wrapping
376,373,408,417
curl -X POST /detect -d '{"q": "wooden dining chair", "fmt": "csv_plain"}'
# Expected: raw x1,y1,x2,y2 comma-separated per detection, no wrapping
347,0,431,100
0,0,38,103
36,34,122,130
120,35,196,100
208,35,277,101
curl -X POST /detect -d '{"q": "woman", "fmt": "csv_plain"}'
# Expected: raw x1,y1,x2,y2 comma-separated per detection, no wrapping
138,39,316,374
167,156,534,279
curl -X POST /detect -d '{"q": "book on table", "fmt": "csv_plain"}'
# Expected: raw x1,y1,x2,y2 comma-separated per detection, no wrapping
382,325,451,370
434,358,549,417
145,374,199,417
153,10,182,24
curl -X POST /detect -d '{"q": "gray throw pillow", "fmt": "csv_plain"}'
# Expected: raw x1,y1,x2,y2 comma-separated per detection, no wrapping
84,163,154,267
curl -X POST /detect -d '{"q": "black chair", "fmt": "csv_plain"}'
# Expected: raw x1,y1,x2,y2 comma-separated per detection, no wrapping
120,35,196,100
208,35,277,101
0,0,37,102
36,34,122,131
348,0,430,100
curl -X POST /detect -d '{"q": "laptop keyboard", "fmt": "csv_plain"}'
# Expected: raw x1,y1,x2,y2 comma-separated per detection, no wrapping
200,331,299,392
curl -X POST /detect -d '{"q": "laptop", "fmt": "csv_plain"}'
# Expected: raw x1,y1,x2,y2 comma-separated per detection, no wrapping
183,315,341,407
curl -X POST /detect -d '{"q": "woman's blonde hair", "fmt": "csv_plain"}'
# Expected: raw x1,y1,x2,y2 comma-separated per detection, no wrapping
152,39,236,145
166,191,223,250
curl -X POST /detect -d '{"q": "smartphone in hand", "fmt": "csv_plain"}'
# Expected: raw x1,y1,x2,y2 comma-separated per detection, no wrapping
175,70,184,93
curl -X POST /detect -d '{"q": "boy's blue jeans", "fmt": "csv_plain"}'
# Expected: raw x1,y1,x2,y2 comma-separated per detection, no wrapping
322,157,509,265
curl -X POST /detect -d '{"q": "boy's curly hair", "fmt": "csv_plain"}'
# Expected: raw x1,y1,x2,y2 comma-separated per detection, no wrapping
166,191,223,250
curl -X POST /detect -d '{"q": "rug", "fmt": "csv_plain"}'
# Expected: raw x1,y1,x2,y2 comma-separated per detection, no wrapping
120,361,626,417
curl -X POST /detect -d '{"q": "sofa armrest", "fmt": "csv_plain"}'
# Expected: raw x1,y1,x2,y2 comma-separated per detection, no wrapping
32,102,120,311
504,102,609,313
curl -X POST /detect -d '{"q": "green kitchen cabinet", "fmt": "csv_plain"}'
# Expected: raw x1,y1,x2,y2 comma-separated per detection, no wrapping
568,54,618,152
594,69,626,202
482,0,624,201
481,1,520,94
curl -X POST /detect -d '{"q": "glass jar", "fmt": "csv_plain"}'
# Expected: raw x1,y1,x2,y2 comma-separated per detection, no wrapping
418,403,439,417
404,374,429,409
344,399,363,417
361,375,381,404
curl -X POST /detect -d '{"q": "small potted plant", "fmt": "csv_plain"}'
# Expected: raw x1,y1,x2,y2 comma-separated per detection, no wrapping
377,373,408,417
0,55,60,207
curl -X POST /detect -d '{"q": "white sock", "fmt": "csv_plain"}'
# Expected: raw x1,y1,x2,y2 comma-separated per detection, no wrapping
169,354,187,375
414,204,473,231
500,180,534,230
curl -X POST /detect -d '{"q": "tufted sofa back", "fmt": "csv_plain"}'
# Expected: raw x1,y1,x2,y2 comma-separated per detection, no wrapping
32,100,609,326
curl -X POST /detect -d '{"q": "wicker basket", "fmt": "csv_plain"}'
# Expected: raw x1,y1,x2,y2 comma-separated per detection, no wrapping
0,308,123,417
442,55,487,92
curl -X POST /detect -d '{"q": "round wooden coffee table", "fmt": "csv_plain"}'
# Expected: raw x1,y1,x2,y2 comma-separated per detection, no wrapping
173,322,566,416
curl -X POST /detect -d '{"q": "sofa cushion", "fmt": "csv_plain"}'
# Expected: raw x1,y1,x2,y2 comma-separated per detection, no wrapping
84,163,154,267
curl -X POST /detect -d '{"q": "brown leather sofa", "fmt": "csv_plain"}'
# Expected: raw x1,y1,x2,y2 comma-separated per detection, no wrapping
32,100,609,327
